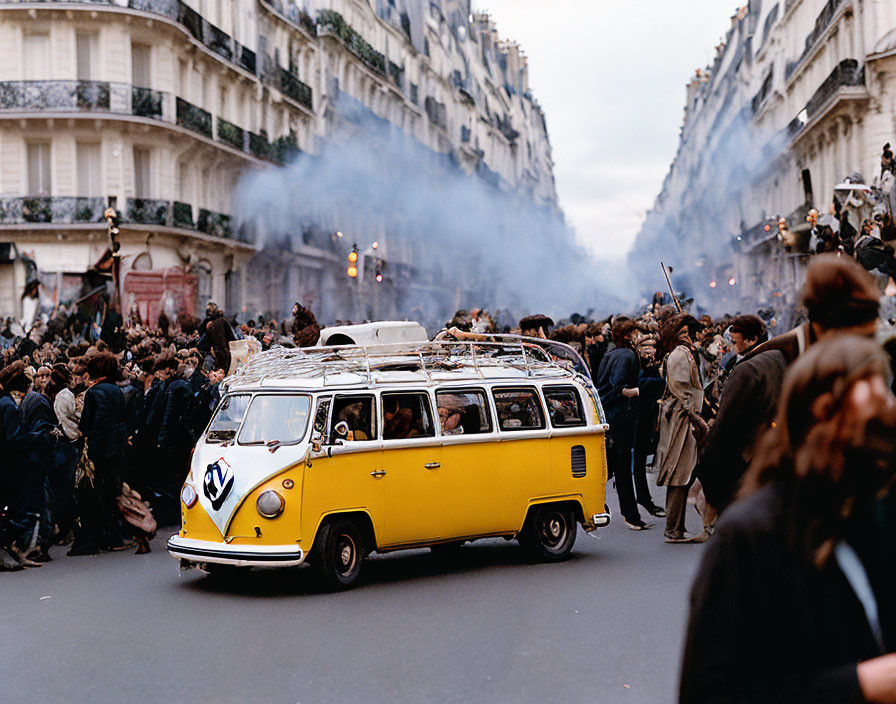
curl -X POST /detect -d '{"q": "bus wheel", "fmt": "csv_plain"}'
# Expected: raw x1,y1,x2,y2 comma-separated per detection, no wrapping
520,505,577,562
313,519,363,590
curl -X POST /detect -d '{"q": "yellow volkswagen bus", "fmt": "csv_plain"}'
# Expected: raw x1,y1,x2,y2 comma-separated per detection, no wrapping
168,338,610,590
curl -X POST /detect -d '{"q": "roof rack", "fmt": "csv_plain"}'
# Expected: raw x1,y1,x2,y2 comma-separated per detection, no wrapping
227,336,589,389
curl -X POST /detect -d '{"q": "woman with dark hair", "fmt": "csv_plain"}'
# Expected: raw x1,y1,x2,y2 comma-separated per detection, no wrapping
656,314,707,542
71,352,130,554
596,317,648,529
680,336,896,703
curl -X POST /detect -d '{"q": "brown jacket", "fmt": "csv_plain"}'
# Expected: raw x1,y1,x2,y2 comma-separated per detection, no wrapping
656,345,704,487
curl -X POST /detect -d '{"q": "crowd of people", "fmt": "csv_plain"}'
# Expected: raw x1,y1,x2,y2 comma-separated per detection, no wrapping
3,252,896,699
0,300,321,571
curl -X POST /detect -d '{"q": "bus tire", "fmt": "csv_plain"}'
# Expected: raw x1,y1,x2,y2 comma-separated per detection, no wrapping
313,518,363,591
520,504,577,562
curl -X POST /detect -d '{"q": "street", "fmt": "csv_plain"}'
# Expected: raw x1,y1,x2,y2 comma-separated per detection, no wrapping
1,494,703,704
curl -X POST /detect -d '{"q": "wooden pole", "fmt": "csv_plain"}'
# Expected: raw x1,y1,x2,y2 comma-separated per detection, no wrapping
661,261,682,313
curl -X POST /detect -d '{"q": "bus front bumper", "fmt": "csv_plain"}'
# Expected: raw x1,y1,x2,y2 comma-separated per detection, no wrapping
167,535,305,568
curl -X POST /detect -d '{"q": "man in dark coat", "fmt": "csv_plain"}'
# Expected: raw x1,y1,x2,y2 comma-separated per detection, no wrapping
596,318,648,530
157,364,195,495
697,255,880,514
19,365,56,561
0,361,41,568
200,303,235,373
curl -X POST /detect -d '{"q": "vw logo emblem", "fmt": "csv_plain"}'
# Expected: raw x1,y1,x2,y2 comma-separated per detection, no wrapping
203,460,234,511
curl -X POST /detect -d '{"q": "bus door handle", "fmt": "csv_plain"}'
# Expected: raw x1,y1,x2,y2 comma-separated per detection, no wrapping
424,462,441,470
370,470,386,478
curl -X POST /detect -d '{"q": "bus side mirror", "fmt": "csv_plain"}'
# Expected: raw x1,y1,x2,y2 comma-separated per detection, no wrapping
333,421,349,441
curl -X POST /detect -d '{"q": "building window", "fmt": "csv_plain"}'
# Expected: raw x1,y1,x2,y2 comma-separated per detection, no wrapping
76,142,101,197
132,43,151,88
23,34,50,80
76,33,97,81
133,147,150,198
197,261,213,308
27,142,51,195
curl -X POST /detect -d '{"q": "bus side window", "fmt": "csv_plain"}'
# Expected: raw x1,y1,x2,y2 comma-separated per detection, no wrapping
314,397,332,440
492,388,545,431
436,389,492,435
382,392,435,440
543,386,586,428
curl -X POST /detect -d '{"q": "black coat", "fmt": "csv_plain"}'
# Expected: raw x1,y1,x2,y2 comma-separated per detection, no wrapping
79,382,127,460
680,481,896,704
696,350,786,510
595,346,639,444
158,378,194,450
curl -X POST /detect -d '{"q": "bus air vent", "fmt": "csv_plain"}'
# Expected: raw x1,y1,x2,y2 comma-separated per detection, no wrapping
571,445,586,478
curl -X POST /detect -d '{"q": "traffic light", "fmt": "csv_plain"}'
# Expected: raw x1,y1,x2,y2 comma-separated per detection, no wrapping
347,243,358,278
375,259,384,283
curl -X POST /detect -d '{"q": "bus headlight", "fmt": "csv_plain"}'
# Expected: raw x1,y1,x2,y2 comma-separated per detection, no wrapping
257,490,285,519
181,483,198,509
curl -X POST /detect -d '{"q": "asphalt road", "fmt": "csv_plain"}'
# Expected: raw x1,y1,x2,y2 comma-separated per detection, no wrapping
1,492,704,704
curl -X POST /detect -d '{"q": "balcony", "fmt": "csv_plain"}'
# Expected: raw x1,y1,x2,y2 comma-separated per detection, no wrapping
217,116,245,150
0,80,164,119
805,59,864,119
785,0,845,80
197,209,233,239
318,10,386,75
176,97,212,138
172,200,194,229
0,196,105,224
278,68,313,110
126,198,169,226
0,194,243,242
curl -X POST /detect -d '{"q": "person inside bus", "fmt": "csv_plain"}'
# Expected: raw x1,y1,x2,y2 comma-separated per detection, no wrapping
334,399,371,442
383,397,416,440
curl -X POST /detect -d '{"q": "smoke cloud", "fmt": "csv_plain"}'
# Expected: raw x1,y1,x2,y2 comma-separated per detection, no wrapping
234,96,631,329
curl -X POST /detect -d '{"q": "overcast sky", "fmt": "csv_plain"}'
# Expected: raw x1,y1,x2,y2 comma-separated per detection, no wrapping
477,1,742,261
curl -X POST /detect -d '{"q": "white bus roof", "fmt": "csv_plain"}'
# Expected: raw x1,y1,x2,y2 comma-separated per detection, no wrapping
223,339,588,392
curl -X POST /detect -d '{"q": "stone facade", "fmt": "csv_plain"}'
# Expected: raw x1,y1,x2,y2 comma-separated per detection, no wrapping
632,0,896,316
0,0,558,326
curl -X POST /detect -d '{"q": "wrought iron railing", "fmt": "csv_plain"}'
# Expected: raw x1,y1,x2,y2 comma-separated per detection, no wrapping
217,116,245,150
197,208,233,238
279,68,313,109
126,198,170,226
176,97,212,138
249,131,272,160
172,200,194,228
0,196,106,224
0,194,239,241
805,58,864,118
0,80,167,119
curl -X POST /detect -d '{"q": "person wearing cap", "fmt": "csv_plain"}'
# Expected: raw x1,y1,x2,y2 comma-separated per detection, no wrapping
697,254,880,518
